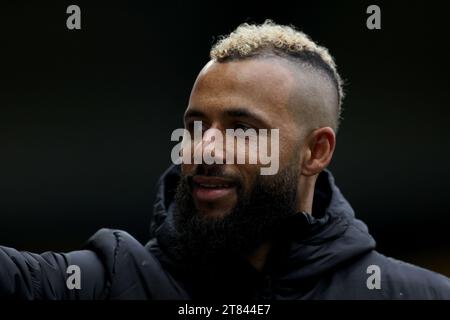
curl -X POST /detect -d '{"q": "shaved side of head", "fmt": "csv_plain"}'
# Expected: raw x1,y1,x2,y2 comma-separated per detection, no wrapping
210,20,344,134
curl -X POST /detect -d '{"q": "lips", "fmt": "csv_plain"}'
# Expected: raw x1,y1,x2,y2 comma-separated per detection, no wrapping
192,175,235,188
191,175,237,202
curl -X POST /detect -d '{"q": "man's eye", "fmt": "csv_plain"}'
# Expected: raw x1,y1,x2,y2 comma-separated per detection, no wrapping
235,123,252,131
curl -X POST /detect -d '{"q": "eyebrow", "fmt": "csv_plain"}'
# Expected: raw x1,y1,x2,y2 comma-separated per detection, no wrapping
184,107,269,126
184,109,205,121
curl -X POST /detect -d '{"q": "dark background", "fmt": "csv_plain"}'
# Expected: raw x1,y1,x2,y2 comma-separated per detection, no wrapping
0,1,449,276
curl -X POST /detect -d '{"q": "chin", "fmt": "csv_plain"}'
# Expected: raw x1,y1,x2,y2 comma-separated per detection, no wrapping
196,205,234,219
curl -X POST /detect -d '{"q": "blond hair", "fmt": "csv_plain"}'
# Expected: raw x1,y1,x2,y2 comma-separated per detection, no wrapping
210,20,344,129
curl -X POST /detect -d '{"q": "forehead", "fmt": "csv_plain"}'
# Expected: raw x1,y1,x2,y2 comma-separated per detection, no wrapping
187,58,297,124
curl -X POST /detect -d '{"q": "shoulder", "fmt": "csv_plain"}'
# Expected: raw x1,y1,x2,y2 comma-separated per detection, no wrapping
325,250,450,299
86,228,142,259
84,228,188,300
371,251,450,299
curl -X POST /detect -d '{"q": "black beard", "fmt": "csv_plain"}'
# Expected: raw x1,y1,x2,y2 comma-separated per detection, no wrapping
171,165,299,268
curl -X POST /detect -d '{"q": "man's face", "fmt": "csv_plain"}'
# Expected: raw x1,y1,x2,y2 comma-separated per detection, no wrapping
171,57,338,263
181,58,303,218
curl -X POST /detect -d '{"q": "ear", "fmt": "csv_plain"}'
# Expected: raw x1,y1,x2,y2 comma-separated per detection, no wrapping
301,127,336,176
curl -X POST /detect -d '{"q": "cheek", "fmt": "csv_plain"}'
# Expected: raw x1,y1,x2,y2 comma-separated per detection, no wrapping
237,164,260,193
278,137,302,168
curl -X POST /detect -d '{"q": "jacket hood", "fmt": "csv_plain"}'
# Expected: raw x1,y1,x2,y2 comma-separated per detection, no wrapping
148,165,376,286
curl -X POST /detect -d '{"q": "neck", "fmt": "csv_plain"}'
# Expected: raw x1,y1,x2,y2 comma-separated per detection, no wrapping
297,174,317,214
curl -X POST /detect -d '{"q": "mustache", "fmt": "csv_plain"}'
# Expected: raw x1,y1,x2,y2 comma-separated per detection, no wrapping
183,164,244,189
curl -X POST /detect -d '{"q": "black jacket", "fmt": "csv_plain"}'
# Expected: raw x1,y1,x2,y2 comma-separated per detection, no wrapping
1,165,449,299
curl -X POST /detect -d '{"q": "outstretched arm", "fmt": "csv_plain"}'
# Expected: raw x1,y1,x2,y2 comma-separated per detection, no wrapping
0,246,107,299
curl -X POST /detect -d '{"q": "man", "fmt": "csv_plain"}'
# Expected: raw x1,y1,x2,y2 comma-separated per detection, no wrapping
1,21,449,300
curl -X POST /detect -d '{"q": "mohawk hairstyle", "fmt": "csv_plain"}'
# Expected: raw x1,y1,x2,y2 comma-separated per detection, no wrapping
210,20,344,130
